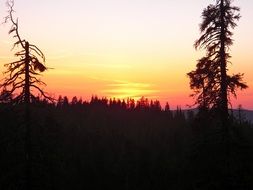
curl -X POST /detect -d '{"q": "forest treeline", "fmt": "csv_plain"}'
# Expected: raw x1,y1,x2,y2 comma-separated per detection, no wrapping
1,0,253,189
0,97,253,189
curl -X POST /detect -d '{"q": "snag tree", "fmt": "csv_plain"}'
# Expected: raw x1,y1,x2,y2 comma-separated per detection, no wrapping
1,1,51,190
1,0,50,104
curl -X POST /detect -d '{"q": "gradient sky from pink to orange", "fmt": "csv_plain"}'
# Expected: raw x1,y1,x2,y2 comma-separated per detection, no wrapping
0,0,252,109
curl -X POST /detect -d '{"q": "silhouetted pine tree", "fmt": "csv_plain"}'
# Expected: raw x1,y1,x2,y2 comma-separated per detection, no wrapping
2,1,50,103
187,0,247,125
0,1,51,189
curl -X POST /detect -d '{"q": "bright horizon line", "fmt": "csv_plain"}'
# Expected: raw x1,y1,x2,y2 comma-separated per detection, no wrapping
40,92,250,111
44,94,253,111
0,0,252,110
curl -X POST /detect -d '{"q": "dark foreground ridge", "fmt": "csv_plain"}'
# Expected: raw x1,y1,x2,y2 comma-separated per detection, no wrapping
0,97,253,190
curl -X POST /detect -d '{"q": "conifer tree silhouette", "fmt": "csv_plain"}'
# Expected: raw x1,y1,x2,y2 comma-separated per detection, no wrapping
1,1,51,189
188,0,247,125
1,0,50,103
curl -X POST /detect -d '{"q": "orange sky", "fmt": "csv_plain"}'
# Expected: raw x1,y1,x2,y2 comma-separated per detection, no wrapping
0,0,252,109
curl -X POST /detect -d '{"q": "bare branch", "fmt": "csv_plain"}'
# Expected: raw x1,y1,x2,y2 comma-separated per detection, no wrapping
5,0,25,49
31,85,55,102
29,46,45,62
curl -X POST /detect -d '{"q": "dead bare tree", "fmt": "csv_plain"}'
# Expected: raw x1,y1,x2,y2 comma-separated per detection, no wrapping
1,1,52,189
1,0,51,104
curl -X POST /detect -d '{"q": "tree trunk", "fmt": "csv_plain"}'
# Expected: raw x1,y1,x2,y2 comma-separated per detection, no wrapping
220,0,229,126
24,41,31,190
220,1,231,184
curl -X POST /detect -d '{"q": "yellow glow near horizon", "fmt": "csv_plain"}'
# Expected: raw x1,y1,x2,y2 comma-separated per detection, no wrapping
0,0,253,109
102,81,158,100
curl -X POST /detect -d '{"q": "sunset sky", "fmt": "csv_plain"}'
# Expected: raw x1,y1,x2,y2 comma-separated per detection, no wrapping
0,0,252,109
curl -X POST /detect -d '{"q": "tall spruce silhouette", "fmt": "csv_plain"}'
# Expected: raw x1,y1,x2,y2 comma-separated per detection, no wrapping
1,1,51,189
188,0,247,125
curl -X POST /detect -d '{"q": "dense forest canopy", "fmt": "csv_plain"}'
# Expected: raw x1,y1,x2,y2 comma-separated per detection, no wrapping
0,0,253,190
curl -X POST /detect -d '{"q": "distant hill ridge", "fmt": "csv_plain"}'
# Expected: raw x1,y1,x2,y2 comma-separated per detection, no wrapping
177,109,253,123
